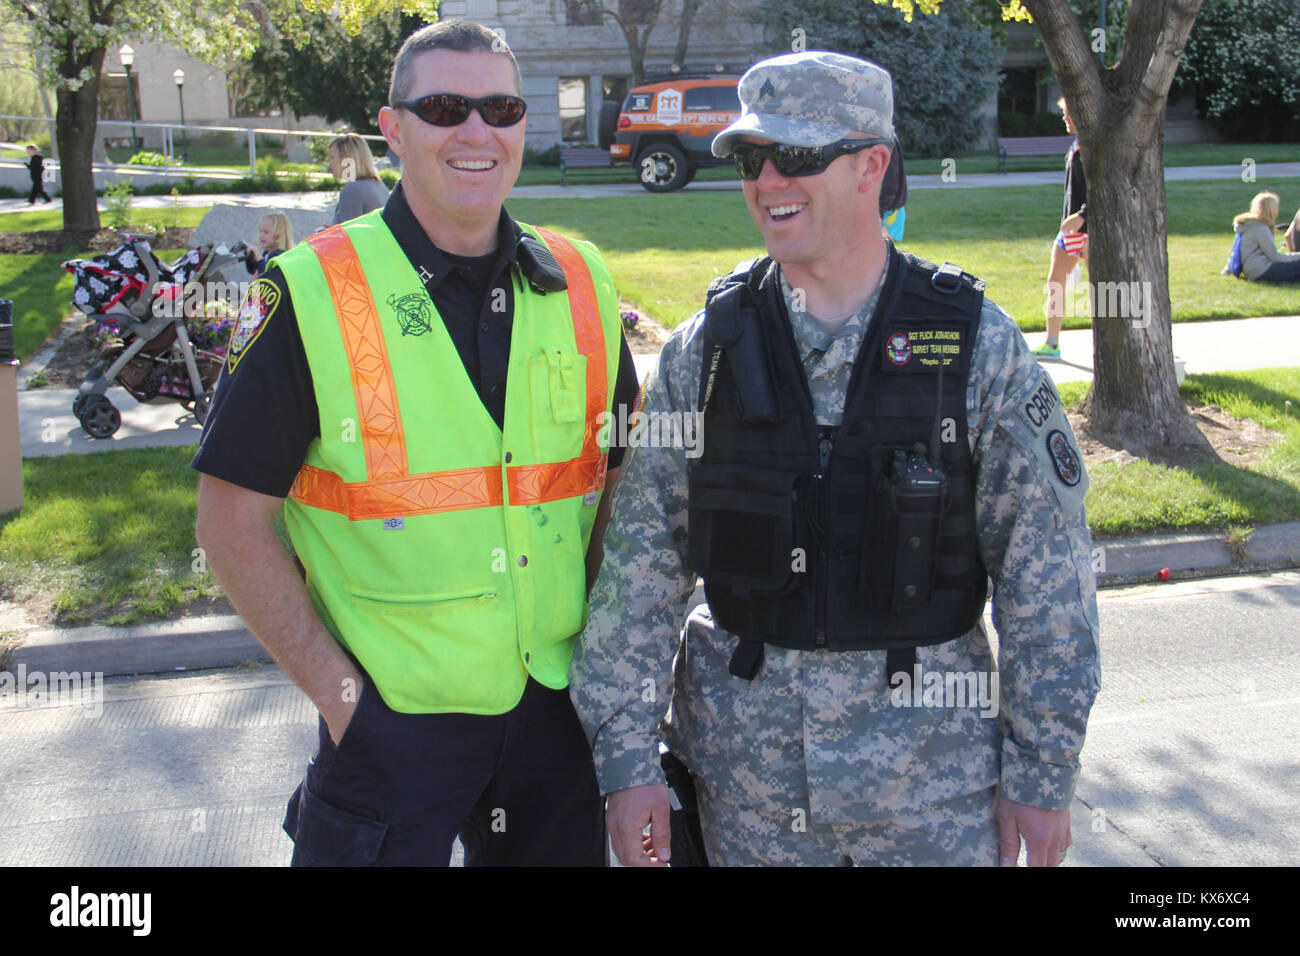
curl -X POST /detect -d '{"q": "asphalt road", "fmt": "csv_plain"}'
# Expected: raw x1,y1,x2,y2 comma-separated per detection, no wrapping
0,570,1296,867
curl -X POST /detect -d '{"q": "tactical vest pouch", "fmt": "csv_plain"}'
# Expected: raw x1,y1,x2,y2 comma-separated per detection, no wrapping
888,452,948,609
688,464,805,596
863,445,948,609
705,283,781,424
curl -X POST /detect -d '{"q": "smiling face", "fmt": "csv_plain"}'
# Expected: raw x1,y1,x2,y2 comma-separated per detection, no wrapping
378,48,524,249
258,218,276,250
739,135,889,269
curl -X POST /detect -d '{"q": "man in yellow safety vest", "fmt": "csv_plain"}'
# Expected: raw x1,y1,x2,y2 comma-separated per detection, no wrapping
193,19,638,866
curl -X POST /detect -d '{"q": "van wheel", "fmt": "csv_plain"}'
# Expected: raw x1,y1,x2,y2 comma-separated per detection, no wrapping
636,144,690,192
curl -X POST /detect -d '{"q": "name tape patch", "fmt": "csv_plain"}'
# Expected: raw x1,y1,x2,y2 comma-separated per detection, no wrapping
882,324,965,373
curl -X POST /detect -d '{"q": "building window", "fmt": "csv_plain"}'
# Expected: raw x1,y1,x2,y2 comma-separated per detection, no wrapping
99,73,141,122
564,0,602,26
558,77,587,142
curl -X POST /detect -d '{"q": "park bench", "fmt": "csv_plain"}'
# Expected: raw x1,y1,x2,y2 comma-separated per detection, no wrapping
559,147,612,186
996,135,1077,172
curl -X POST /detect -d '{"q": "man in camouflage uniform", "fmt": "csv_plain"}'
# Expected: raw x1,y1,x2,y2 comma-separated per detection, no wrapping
570,51,1100,866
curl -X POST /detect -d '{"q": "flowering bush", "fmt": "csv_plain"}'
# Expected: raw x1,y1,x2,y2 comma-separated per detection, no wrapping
620,308,640,331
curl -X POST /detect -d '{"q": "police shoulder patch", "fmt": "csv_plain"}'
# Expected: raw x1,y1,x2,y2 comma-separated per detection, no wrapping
227,277,281,372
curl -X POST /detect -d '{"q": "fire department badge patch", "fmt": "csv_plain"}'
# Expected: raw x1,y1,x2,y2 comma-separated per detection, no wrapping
388,292,432,336
227,278,280,373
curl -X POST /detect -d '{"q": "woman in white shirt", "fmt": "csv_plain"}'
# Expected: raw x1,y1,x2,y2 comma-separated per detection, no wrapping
1233,191,1300,283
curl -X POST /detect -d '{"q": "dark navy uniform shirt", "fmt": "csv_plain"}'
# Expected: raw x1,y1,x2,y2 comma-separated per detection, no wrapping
192,182,639,497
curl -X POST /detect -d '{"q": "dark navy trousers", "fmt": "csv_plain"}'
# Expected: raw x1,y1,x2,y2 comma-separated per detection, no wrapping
283,672,606,866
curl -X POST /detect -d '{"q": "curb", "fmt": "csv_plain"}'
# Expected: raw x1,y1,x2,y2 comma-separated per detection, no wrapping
1094,520,1300,586
5,522,1299,680
7,613,269,678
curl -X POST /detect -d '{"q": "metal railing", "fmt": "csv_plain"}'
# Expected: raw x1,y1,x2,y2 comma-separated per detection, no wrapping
0,114,386,171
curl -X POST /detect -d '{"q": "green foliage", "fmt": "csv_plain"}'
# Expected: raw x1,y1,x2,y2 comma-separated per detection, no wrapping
246,8,436,134
761,0,1003,157
525,144,563,167
0,186,18,199
126,150,169,167
103,182,134,228
1176,0,1300,141
379,168,400,187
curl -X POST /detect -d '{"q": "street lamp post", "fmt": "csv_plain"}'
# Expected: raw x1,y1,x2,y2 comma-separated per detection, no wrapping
173,69,187,163
119,44,138,150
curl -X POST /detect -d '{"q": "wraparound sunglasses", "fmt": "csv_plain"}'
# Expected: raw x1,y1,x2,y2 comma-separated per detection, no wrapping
731,138,891,180
392,93,527,128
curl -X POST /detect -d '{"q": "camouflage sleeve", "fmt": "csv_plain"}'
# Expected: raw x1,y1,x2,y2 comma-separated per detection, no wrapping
967,300,1102,810
569,314,705,795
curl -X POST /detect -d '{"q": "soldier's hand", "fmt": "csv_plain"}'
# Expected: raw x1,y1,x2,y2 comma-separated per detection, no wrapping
607,783,672,867
996,796,1071,867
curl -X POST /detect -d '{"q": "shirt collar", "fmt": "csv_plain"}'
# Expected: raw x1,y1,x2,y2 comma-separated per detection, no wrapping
380,180,521,289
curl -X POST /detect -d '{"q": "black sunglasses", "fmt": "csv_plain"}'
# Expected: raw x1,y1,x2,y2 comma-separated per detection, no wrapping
731,138,891,180
392,93,527,128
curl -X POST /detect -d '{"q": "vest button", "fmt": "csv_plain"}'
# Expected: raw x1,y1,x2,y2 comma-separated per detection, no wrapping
908,536,921,549
480,321,489,332
504,452,512,463
518,555,528,567
904,584,917,598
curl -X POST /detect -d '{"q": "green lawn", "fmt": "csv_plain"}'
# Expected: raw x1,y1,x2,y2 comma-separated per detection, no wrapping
512,176,1300,331
0,204,211,233
1058,369,1300,538
0,447,221,625
0,252,80,359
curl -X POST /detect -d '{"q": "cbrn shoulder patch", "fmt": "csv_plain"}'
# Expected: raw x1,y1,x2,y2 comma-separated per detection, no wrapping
1004,366,1089,516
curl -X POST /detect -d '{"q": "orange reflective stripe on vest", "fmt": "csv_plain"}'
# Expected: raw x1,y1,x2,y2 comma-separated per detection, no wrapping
289,225,608,520
304,226,408,481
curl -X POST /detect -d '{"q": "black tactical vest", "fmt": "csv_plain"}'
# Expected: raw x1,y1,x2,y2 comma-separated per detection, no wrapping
687,245,989,678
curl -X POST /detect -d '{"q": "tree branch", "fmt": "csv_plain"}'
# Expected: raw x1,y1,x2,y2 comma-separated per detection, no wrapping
1124,0,1203,126
1020,0,1104,124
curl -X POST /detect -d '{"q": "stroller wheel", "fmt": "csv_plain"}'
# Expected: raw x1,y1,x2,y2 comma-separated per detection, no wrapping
78,395,121,439
72,393,91,417
192,394,211,425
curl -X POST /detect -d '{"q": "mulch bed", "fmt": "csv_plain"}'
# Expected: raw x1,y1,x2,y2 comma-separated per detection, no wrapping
0,226,195,254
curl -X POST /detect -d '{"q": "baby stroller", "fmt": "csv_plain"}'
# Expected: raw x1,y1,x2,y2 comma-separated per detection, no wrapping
62,238,245,439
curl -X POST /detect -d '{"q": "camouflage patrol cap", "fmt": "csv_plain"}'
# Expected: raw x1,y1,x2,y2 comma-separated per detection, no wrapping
712,50,895,158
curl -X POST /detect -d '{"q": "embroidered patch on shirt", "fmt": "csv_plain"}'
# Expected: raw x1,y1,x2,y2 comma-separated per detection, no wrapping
226,278,280,373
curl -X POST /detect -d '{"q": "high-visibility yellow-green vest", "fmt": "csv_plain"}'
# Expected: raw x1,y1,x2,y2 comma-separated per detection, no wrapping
271,209,620,715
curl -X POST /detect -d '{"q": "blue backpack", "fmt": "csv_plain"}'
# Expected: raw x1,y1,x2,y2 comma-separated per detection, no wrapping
1224,232,1244,277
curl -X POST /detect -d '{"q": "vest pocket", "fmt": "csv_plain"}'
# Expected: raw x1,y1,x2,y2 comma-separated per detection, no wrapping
688,464,804,595
347,587,499,616
528,348,587,460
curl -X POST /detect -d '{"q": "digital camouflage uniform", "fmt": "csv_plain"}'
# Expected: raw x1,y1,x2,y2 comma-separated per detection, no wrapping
570,260,1101,866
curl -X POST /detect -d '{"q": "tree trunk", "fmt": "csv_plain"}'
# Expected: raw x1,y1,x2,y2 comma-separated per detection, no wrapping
674,0,703,67
1024,0,1208,457
55,47,107,233
1080,105,1205,454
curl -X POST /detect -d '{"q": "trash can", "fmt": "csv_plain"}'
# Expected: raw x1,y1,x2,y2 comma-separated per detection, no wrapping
0,299,23,514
